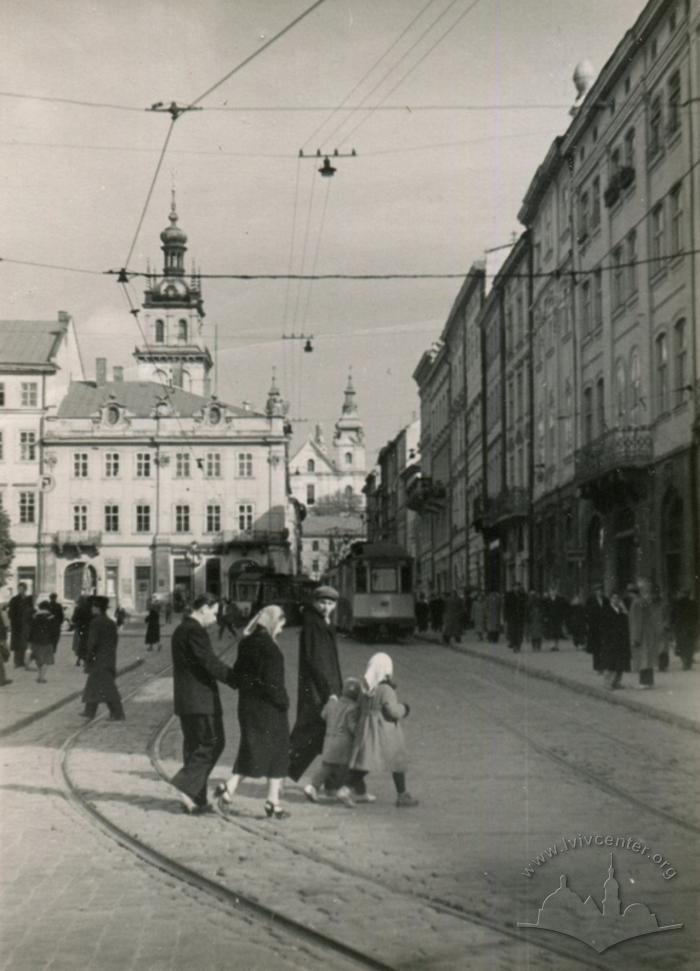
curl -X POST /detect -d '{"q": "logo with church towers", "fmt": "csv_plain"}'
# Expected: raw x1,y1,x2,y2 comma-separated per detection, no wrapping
518,854,683,953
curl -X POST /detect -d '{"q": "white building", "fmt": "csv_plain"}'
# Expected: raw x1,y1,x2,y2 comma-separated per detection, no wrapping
290,373,367,510
0,313,85,597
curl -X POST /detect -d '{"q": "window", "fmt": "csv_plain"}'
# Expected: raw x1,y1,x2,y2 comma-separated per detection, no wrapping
578,191,589,239
564,381,573,454
667,71,681,134
155,319,165,343
136,452,151,478
615,360,627,421
0,383,4,406
312,559,320,574
205,452,221,478
175,504,190,533
206,503,221,533
106,404,120,425
516,295,524,343
630,347,642,425
237,453,253,478
581,280,592,333
73,504,88,531
19,491,35,524
344,485,353,498
559,183,569,236
507,379,514,424
306,458,315,473
674,319,688,405
21,382,38,407
19,431,37,462
547,391,556,457
104,504,120,532
73,452,89,477
583,387,594,444
656,334,669,414
651,38,658,60
175,452,190,478
651,203,665,266
593,269,603,327
136,504,151,532
596,378,605,436
649,95,663,157
627,230,638,295
624,127,636,168
104,452,120,477
591,176,601,227
612,247,625,309
237,503,253,532
670,183,683,255
311,540,320,552
177,319,188,342
371,568,398,593
306,483,315,506
345,451,353,466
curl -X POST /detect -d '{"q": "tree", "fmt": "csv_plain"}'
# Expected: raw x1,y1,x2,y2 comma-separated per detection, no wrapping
0,507,15,589
312,490,364,516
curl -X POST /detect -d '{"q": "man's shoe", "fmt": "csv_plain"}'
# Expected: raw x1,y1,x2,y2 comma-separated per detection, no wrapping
303,783,319,803
396,792,419,808
354,792,377,803
336,786,355,807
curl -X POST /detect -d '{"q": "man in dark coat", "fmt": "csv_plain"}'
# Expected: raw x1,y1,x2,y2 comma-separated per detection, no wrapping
414,591,430,633
542,587,569,651
504,583,528,652
170,595,234,814
81,596,125,720
288,585,342,783
585,583,608,671
8,583,33,668
47,593,64,655
71,595,93,667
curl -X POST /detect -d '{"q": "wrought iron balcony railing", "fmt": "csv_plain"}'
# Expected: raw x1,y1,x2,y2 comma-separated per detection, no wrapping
405,476,446,514
54,530,102,549
486,486,530,525
574,426,653,482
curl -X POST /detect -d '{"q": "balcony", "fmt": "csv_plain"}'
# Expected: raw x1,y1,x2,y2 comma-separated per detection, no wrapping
405,476,446,514
574,426,653,509
485,487,530,526
54,530,102,552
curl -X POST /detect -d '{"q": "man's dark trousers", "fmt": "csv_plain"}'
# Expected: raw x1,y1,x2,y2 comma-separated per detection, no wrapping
172,711,225,806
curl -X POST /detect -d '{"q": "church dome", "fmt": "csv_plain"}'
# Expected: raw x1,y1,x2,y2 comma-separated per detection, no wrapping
161,208,187,245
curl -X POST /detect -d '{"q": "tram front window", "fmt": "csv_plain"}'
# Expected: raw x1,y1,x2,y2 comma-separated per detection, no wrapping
371,568,397,593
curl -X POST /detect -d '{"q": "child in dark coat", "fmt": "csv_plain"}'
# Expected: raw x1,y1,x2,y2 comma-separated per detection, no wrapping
303,677,361,807
349,653,418,808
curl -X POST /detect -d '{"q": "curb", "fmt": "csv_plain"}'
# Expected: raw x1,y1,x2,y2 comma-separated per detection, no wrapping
0,657,145,739
417,635,700,736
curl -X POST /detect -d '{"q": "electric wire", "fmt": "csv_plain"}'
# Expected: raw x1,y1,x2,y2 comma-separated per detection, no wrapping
337,0,484,148
301,175,333,328
123,119,177,270
301,0,440,150
321,0,466,150
185,0,328,110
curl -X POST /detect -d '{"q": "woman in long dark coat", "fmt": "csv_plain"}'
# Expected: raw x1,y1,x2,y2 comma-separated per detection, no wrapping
145,602,161,651
71,596,93,667
600,592,631,689
215,605,290,818
81,597,125,719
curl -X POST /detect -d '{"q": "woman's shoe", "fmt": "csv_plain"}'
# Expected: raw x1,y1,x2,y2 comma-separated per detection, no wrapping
354,793,377,803
214,783,232,805
264,801,290,819
396,792,419,808
303,783,319,803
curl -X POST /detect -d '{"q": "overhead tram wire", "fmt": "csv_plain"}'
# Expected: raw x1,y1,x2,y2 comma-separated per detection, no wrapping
301,0,440,151
323,0,474,150
301,175,333,328
337,0,484,149
122,119,177,271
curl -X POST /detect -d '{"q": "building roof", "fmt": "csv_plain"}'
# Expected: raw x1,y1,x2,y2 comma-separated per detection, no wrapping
0,319,66,368
55,380,256,419
303,513,365,537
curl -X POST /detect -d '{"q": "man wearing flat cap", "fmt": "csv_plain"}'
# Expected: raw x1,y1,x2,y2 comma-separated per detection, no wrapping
81,596,125,721
289,585,343,782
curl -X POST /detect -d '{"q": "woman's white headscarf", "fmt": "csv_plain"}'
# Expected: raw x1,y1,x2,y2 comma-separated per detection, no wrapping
243,604,285,639
363,652,393,693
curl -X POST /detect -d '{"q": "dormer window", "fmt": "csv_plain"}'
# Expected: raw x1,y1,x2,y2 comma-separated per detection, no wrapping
307,459,315,472
106,404,120,425
209,405,222,425
177,319,188,343
155,319,165,343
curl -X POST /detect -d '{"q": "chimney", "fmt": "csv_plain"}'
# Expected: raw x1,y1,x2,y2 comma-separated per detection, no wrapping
113,366,124,383
57,311,70,326
95,358,107,385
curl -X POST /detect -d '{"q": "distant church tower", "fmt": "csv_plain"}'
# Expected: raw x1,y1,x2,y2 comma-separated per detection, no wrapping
333,370,366,478
602,855,621,917
134,192,213,395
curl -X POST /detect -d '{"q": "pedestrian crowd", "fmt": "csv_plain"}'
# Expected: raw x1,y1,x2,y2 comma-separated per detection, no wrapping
169,585,419,818
413,579,698,691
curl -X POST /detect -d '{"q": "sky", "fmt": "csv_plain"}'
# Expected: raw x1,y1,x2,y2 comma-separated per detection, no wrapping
1,0,648,462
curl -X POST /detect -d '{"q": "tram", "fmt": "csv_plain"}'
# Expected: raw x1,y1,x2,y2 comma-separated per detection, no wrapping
229,564,314,625
326,541,414,640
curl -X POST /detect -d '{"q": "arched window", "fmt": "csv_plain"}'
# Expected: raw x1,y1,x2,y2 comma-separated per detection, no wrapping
595,377,605,436
674,319,688,406
583,386,593,444
345,451,353,466
306,483,315,506
177,319,188,343
155,319,165,343
344,485,353,498
563,380,573,455
615,358,627,422
306,458,315,473
629,347,641,425
656,333,669,414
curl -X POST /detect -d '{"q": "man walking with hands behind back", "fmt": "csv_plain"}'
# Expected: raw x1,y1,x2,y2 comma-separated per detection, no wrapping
170,595,235,814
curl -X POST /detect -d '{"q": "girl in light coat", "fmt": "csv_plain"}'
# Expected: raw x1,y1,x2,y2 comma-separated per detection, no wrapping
348,653,418,808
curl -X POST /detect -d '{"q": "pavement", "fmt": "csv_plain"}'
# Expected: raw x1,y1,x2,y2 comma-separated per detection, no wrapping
417,627,700,733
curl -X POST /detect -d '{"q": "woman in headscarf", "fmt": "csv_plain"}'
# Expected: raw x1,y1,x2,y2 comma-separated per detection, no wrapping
215,605,291,818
